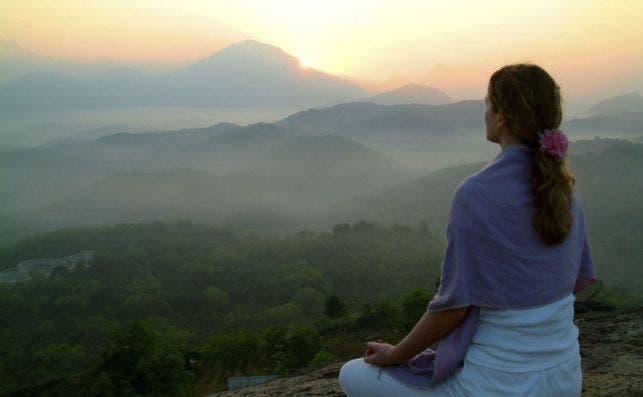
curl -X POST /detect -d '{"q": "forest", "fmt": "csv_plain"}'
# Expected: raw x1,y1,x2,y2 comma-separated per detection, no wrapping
0,221,446,396
1,220,639,396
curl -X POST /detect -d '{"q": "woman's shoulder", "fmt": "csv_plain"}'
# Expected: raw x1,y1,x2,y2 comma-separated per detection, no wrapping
450,173,492,220
452,161,503,203
458,146,536,194
451,147,537,217
452,174,482,206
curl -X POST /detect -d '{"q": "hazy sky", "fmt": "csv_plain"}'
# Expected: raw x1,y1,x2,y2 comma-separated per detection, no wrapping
2,0,643,100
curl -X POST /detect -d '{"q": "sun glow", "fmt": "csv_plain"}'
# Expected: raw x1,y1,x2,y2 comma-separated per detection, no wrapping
301,57,313,68
2,1,643,100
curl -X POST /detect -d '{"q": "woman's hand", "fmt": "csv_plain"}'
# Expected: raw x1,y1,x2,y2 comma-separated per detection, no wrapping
363,341,403,366
363,307,470,367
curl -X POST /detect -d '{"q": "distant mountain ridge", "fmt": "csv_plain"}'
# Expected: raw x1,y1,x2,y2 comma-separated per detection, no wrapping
319,138,643,292
278,100,482,132
0,40,366,111
560,92,643,135
370,83,451,105
277,99,492,170
0,120,410,244
589,92,643,116
0,39,184,84
564,111,643,134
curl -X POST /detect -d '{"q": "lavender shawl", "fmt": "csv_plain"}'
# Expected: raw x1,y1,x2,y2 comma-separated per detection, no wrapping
383,144,597,388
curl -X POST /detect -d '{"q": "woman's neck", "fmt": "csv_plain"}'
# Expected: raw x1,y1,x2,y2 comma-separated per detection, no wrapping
499,132,524,150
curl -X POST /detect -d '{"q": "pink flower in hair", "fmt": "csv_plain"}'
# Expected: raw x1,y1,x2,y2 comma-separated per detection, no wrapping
538,129,569,160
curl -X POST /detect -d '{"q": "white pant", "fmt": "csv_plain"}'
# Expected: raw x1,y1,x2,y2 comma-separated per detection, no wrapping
339,359,456,397
339,356,582,397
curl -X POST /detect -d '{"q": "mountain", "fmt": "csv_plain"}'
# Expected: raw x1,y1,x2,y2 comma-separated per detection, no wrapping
320,138,643,292
278,100,482,133
569,136,637,155
0,69,162,112
164,40,365,107
0,39,41,59
562,92,643,136
0,40,57,84
589,92,643,117
0,40,366,112
0,121,411,244
0,40,182,84
247,134,407,199
370,83,451,105
0,122,301,183
563,111,643,135
318,161,482,232
277,100,492,171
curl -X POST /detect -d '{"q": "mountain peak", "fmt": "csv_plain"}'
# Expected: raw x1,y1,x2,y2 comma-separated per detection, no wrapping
227,39,280,50
0,39,39,59
371,83,451,105
94,67,149,80
589,92,643,117
205,39,299,65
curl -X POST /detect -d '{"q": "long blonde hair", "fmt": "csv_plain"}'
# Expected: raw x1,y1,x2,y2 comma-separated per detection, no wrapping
488,64,575,245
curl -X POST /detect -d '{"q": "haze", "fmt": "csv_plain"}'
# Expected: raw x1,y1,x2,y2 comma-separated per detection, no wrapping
0,1,641,294
2,0,643,103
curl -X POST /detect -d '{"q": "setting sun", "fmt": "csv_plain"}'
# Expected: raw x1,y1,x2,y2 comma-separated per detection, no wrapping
301,57,313,68
2,1,643,101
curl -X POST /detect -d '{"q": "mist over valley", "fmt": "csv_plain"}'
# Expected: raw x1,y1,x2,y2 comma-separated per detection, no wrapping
1,5,643,393
2,40,642,293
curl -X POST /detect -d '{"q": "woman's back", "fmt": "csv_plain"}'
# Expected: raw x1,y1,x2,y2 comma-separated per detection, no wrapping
447,295,582,396
430,144,594,311
467,294,579,371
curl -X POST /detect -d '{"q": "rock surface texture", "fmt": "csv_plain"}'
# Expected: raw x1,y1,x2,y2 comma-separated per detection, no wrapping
211,308,643,397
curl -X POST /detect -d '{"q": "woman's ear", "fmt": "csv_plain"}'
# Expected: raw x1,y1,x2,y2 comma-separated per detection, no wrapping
496,114,505,128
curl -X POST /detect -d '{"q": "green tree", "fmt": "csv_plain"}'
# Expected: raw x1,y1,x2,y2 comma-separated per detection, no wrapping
324,295,345,319
292,287,324,317
401,289,432,329
202,332,258,376
264,303,304,326
284,327,320,369
99,321,190,396
263,326,288,374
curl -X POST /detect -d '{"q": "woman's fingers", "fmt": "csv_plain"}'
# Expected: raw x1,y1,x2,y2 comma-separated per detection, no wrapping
363,342,395,365
364,341,382,359
366,339,386,349
364,350,379,364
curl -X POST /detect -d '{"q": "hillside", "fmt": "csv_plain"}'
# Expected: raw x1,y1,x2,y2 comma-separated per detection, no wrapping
320,139,643,293
564,112,643,135
370,83,452,106
277,100,493,170
0,221,445,395
278,100,482,133
588,92,643,116
0,122,410,245
1,221,639,396
0,40,365,112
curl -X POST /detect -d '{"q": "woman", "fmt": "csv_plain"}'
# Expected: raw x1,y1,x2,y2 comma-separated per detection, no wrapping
338,64,596,397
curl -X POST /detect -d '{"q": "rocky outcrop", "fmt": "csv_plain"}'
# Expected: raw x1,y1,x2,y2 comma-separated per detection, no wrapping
211,364,344,397
211,307,643,396
576,307,643,396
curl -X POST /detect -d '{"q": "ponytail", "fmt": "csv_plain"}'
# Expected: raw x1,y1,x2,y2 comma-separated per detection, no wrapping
488,64,575,245
533,151,575,245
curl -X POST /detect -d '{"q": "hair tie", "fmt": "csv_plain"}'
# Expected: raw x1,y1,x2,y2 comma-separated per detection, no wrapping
538,129,568,160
